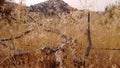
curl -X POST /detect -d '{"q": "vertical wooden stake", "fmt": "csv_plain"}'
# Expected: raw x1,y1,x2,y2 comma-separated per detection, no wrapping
85,11,92,58
83,11,92,66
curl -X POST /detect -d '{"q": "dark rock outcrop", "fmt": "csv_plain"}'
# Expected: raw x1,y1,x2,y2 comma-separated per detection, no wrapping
29,0,75,16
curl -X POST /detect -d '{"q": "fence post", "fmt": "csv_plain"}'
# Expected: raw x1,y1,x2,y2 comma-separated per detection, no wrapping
83,11,92,66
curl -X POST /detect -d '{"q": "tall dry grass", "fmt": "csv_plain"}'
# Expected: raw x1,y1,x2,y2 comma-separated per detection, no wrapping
0,3,120,68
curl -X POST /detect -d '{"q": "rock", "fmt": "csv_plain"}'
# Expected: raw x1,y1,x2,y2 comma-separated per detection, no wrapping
28,0,76,16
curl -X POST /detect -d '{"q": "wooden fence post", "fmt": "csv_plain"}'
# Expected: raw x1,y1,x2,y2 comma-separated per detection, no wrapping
83,11,92,66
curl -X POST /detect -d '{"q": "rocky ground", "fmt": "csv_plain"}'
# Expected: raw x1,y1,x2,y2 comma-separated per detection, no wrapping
28,0,76,16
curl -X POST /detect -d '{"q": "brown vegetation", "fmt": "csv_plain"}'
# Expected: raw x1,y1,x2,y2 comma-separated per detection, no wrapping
0,1,120,68
0,0,5,6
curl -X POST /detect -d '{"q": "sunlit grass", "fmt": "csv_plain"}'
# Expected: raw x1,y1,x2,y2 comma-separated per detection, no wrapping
0,3,120,68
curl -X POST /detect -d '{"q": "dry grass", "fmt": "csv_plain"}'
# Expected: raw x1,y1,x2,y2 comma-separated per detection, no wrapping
0,4,120,68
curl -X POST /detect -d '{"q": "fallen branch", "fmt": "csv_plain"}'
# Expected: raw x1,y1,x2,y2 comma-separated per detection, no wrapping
0,29,33,42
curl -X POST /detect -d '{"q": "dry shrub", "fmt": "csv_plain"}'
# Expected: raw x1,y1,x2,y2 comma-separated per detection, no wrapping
0,2,120,68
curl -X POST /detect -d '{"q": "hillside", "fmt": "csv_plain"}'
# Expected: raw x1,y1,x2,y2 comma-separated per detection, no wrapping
28,0,75,16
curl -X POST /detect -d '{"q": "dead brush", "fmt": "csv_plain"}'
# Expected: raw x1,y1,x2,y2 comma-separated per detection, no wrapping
0,2,120,67
0,19,83,67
